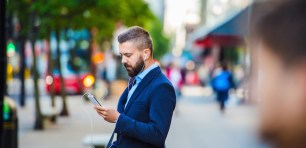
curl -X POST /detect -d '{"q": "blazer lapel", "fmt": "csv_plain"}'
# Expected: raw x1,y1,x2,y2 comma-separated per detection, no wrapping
117,88,129,113
124,67,161,113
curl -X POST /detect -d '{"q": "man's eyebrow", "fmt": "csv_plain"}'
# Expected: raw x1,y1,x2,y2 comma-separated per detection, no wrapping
120,52,133,55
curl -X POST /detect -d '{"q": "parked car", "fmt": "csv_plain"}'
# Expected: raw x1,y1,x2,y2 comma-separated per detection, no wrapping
45,69,94,95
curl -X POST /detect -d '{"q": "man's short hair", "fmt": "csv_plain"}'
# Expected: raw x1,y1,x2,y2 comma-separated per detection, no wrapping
118,26,153,55
252,0,306,66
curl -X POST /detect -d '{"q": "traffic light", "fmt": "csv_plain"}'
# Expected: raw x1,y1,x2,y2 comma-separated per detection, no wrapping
7,42,16,57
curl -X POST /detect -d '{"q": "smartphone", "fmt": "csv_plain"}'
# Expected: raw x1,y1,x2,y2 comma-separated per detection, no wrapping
87,94,102,106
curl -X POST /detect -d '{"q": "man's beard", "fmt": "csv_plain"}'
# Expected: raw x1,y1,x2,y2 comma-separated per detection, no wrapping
124,57,145,77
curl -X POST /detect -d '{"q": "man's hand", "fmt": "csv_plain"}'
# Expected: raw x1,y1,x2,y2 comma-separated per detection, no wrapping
93,105,120,123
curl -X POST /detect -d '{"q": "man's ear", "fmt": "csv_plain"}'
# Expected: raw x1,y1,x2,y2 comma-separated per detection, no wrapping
143,48,151,59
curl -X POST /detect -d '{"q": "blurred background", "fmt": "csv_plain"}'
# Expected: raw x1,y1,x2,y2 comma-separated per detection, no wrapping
1,0,267,148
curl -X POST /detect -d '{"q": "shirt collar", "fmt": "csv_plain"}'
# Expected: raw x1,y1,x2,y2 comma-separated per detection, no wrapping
135,62,158,82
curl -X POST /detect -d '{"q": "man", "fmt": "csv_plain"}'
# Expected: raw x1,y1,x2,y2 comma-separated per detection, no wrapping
250,0,306,147
94,26,176,148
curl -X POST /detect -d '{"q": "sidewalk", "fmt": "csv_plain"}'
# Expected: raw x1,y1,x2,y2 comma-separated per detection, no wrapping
18,95,117,148
167,96,267,148
14,80,267,148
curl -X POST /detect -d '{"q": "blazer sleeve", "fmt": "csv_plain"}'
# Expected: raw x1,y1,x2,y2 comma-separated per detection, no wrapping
114,83,176,147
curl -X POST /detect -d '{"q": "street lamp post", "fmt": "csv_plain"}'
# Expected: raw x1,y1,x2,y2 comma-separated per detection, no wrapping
0,0,8,145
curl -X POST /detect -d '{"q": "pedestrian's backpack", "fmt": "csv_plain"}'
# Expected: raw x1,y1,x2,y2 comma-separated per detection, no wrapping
212,71,232,91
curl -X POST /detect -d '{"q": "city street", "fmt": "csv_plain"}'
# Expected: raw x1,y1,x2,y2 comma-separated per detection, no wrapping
3,0,305,147
8,79,268,148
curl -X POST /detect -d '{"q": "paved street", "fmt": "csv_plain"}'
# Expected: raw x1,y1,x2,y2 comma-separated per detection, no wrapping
7,79,268,148
167,96,266,148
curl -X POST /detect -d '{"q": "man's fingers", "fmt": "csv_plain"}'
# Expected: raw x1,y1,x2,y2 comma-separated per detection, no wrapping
95,106,107,111
102,111,107,115
98,111,107,116
98,112,106,118
94,107,117,123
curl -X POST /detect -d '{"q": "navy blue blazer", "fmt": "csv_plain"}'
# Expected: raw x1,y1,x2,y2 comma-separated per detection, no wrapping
112,66,176,148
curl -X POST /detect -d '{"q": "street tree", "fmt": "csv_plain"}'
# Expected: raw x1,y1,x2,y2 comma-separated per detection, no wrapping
7,0,44,129
8,0,170,129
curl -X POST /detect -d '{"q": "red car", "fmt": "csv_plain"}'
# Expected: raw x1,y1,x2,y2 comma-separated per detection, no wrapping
45,70,94,95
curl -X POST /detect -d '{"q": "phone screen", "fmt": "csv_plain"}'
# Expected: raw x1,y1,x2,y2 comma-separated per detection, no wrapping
88,94,101,106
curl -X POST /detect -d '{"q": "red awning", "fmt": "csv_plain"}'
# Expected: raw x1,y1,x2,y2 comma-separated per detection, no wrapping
194,34,242,48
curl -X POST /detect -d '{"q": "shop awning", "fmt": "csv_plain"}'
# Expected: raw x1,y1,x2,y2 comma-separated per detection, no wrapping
192,4,252,48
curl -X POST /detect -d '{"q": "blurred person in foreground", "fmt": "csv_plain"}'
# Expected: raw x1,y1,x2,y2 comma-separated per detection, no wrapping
211,61,236,113
94,26,176,148
251,0,306,147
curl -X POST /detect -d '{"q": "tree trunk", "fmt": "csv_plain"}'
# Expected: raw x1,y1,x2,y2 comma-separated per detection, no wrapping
19,35,26,107
31,33,43,130
32,41,44,130
29,12,43,130
47,34,57,123
50,58,57,122
55,30,69,116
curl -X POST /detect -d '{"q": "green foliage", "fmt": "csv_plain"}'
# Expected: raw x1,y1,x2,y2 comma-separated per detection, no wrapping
7,0,170,56
147,20,170,60
7,0,32,36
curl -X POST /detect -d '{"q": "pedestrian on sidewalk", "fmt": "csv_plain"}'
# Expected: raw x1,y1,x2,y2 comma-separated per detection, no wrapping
93,26,176,148
250,0,306,147
166,61,183,97
211,61,236,113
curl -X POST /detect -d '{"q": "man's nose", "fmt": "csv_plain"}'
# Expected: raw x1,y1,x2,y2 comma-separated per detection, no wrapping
122,56,127,64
